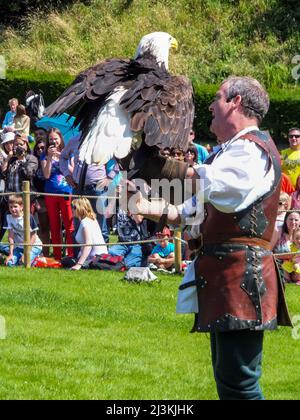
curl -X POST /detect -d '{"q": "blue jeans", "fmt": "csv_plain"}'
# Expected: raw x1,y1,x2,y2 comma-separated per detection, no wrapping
109,244,143,268
5,246,42,267
74,185,109,244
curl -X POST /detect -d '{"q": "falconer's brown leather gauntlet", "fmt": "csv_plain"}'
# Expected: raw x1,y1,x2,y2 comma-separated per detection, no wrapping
137,155,189,184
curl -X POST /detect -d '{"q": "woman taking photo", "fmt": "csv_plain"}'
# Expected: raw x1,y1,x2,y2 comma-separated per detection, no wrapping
41,128,74,260
33,139,50,256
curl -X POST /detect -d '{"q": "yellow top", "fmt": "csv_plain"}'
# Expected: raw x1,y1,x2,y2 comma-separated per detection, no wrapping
281,148,300,187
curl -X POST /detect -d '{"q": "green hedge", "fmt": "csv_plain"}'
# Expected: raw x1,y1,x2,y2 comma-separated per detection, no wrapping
1,71,300,145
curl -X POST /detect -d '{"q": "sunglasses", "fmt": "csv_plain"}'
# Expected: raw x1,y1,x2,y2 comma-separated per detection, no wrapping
289,134,300,139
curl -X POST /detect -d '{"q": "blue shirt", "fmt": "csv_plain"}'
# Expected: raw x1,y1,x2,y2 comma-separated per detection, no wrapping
194,143,209,164
2,111,16,128
40,154,72,194
151,242,175,258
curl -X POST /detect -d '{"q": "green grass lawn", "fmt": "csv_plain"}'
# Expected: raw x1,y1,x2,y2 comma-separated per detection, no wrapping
0,267,299,400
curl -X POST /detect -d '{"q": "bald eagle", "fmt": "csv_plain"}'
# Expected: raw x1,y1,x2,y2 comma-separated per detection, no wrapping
46,32,195,181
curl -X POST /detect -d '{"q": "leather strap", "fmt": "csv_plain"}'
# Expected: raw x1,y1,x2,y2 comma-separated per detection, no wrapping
188,235,271,251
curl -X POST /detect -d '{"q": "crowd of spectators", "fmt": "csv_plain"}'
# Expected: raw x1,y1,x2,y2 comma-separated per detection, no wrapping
0,96,299,278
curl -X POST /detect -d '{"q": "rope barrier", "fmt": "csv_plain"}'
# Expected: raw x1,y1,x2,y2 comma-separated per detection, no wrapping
0,236,187,249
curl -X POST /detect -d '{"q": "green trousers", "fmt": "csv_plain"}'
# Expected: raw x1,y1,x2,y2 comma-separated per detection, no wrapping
210,330,264,400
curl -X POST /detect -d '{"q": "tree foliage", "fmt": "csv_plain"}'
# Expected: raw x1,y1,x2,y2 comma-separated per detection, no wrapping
0,0,90,25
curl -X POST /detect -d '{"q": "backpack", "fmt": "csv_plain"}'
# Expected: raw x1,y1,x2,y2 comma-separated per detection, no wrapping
25,91,45,123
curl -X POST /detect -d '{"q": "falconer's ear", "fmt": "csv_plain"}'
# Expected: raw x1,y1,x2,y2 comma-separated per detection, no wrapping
232,94,242,107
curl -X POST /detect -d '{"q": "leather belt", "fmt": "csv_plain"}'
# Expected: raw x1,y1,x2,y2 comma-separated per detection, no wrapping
188,234,272,251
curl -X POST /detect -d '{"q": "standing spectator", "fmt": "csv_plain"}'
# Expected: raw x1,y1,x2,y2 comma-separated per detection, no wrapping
40,128,74,260
69,198,108,270
188,129,209,164
184,144,199,167
5,133,38,194
160,147,171,158
0,132,15,241
171,148,185,162
0,132,14,174
33,139,50,256
33,127,48,143
1,98,18,132
281,127,300,188
281,173,295,195
13,105,30,137
60,135,121,244
3,195,42,267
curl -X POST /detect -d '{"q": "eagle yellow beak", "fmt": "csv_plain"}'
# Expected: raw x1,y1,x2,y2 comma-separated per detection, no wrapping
170,37,178,50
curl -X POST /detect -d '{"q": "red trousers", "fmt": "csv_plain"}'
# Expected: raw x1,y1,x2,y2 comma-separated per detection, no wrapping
45,195,74,260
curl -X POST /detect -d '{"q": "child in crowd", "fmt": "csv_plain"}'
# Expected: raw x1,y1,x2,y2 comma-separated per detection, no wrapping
282,228,300,285
70,198,108,270
148,226,175,272
4,195,42,267
276,192,291,230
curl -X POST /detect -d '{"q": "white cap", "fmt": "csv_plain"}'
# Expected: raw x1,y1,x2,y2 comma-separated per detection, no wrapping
1,132,15,144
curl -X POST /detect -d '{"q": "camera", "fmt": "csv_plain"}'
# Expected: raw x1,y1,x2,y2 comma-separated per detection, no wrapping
15,146,25,157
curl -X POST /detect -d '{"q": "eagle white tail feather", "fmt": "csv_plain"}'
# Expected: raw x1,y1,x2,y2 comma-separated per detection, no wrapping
79,88,134,166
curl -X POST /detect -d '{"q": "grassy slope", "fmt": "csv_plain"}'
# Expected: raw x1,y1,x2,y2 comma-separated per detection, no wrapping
0,0,299,87
0,267,299,400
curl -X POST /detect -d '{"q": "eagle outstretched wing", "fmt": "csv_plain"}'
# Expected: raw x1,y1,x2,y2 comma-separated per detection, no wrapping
46,32,195,170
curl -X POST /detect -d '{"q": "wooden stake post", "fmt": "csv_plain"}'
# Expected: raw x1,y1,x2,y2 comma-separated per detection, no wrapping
23,181,31,269
174,230,182,274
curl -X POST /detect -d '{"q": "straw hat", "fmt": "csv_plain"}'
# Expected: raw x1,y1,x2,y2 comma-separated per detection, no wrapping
1,132,15,145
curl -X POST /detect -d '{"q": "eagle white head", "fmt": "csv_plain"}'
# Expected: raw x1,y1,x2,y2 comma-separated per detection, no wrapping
134,32,178,70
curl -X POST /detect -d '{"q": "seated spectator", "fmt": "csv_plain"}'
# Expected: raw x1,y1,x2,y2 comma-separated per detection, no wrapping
291,175,300,210
272,211,300,254
2,98,18,133
281,127,300,187
41,128,74,260
281,173,295,195
276,192,291,230
3,195,42,267
69,198,108,270
108,209,150,268
148,226,175,272
281,228,300,285
13,105,30,137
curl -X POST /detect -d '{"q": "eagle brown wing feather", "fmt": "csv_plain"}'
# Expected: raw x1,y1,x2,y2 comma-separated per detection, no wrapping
121,74,194,152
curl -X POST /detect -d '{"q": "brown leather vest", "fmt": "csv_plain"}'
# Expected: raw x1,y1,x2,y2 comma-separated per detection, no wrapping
193,130,292,333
